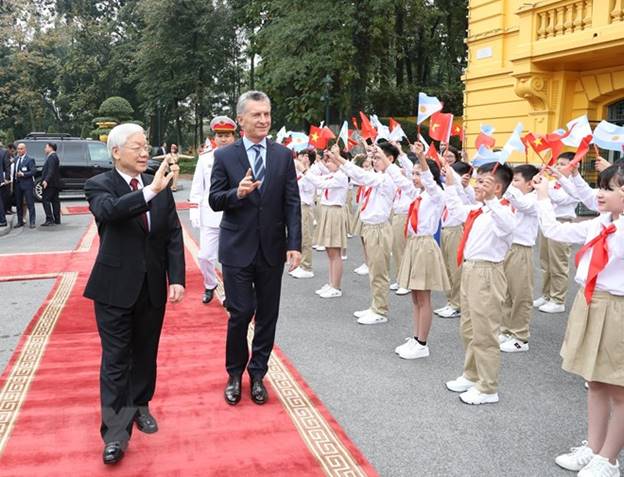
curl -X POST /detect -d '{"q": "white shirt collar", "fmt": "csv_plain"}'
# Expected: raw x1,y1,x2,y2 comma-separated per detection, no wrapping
242,136,267,151
116,168,143,187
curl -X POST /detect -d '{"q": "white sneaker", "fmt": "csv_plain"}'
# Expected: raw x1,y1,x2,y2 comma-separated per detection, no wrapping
533,296,549,307
398,340,430,359
341,255,348,260
555,441,596,471
315,284,331,295
353,308,372,318
395,287,410,296
357,312,388,325
315,245,326,252
394,337,416,354
389,282,399,291
539,301,565,313
498,333,512,345
434,305,451,315
290,267,315,279
438,306,460,318
353,264,369,275
445,375,476,393
500,338,529,353
347,233,353,238
459,386,499,405
319,287,342,298
578,455,620,477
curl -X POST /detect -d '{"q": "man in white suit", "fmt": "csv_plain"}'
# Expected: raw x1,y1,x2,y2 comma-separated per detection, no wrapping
189,116,238,303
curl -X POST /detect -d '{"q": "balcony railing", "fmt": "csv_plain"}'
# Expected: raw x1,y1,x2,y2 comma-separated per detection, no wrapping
535,1,592,40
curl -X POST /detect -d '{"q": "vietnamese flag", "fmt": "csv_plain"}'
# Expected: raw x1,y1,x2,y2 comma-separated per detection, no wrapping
426,142,441,167
389,117,400,132
429,112,453,143
322,126,336,141
565,134,593,171
451,123,464,142
359,111,377,141
309,125,328,149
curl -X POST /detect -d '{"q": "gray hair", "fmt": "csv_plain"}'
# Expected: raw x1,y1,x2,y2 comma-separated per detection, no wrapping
107,123,145,157
236,90,271,116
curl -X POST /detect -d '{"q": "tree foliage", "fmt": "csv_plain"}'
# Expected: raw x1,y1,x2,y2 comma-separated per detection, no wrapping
0,0,467,144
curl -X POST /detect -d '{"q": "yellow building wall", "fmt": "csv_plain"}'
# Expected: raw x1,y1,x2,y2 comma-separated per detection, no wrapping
464,0,624,163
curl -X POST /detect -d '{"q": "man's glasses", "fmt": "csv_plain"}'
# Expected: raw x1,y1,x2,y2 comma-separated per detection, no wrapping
122,144,150,154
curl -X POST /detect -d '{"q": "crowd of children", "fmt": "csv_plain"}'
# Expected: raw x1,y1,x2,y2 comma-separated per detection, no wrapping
288,138,624,477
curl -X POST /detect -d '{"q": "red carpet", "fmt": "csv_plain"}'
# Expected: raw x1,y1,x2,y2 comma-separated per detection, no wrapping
62,202,195,215
0,222,376,476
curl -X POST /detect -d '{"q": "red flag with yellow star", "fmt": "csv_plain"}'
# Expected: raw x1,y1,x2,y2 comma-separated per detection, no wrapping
451,123,464,142
428,112,453,143
309,125,328,149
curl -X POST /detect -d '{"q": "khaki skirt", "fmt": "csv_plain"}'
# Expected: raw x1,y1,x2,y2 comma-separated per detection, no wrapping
561,289,624,386
314,205,348,249
397,235,450,291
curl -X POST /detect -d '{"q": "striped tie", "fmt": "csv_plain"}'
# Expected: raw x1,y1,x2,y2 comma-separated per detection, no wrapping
251,144,265,186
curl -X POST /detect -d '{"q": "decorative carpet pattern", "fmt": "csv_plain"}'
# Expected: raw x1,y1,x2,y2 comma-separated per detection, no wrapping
0,219,376,476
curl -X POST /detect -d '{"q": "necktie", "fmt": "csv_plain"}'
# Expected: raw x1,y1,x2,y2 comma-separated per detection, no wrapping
456,208,483,266
15,156,22,180
251,144,265,186
356,186,363,203
129,178,149,231
404,196,422,238
360,187,373,211
575,223,617,304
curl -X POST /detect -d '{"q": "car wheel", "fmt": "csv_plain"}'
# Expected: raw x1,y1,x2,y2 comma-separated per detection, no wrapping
34,180,44,202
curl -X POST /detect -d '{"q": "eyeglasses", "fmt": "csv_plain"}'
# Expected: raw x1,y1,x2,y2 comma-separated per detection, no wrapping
122,144,150,154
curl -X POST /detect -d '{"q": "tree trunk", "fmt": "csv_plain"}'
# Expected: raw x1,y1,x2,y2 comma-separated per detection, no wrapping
395,3,405,87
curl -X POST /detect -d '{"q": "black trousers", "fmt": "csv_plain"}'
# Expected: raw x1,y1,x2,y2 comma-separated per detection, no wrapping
15,183,35,225
94,277,165,444
222,248,284,379
0,188,5,224
42,186,61,223
0,185,10,214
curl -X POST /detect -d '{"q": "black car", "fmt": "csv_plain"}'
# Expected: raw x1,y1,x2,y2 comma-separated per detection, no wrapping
16,132,113,201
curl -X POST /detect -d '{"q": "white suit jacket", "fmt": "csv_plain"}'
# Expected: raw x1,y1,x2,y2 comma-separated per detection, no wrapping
189,150,223,227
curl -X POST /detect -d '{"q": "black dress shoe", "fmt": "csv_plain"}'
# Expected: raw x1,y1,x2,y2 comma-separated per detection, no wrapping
224,375,242,405
0,222,6,227
103,441,125,465
54,220,61,225
134,408,158,434
29,223,35,229
14,223,23,228
202,287,216,304
250,378,268,405
40,221,54,227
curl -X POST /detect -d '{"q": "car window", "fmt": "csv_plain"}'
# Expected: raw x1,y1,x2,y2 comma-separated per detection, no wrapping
87,142,111,163
23,141,46,164
60,142,86,164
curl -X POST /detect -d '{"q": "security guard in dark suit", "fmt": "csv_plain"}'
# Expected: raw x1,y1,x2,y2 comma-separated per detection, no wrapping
41,142,62,226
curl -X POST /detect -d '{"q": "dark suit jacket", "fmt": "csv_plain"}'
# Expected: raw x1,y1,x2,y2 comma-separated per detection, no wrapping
209,138,301,268
83,169,185,308
0,149,10,181
15,155,36,187
42,152,62,188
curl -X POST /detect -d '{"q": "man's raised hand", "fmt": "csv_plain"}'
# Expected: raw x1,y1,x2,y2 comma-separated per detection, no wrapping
149,156,174,194
237,168,262,199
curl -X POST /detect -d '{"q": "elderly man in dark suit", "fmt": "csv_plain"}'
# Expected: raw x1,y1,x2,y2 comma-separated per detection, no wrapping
209,90,301,406
84,123,185,465
41,142,62,226
14,142,36,228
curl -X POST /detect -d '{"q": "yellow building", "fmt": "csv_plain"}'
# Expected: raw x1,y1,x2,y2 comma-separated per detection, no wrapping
464,0,624,166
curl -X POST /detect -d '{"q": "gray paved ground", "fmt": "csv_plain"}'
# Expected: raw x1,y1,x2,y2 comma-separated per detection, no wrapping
2,179,621,477
0,279,55,373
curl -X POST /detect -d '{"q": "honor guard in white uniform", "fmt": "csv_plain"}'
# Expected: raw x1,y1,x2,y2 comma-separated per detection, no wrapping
189,116,238,303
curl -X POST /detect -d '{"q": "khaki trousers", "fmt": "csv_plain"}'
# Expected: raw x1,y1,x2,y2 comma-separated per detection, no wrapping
362,222,392,316
501,244,534,342
460,260,507,394
441,225,463,309
301,203,314,271
539,231,571,304
391,213,407,279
